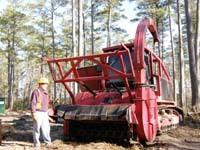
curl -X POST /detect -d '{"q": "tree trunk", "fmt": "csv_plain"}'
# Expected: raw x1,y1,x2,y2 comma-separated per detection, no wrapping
78,0,83,57
107,1,111,47
51,0,56,100
177,0,186,111
161,20,164,60
155,19,161,58
195,0,200,63
23,83,27,110
7,41,13,109
83,11,87,66
8,6,17,110
41,13,46,76
83,12,86,57
78,0,83,93
195,0,200,109
10,63,14,109
168,2,177,104
71,0,77,95
71,0,79,95
72,0,76,58
12,63,15,101
184,0,199,111
27,79,32,108
91,0,94,54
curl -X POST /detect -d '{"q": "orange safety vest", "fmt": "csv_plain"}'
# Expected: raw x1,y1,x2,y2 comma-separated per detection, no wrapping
36,89,42,110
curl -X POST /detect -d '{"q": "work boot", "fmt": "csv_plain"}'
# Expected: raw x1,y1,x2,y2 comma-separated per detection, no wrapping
33,143,40,150
45,143,57,149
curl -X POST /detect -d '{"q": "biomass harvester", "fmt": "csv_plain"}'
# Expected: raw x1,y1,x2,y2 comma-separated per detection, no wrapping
47,18,183,142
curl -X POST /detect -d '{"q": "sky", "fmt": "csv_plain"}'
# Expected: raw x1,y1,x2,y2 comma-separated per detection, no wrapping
0,0,7,11
0,0,137,39
121,0,138,38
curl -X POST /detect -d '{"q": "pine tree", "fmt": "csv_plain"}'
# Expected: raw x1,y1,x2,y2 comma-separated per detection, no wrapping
0,1,28,109
184,0,199,111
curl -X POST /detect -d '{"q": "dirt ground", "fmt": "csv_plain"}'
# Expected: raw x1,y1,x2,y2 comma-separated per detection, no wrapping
0,111,200,150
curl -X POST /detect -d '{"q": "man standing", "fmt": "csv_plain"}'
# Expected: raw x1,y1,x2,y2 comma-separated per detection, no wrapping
30,77,52,148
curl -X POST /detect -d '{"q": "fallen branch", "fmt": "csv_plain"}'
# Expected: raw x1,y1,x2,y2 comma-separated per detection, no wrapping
187,112,200,116
185,139,200,143
1,141,32,147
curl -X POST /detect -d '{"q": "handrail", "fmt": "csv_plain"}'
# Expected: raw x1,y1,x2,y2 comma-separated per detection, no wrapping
47,48,135,102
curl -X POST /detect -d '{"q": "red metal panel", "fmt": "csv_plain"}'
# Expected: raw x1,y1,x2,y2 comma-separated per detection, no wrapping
77,66,102,91
74,91,132,105
133,87,158,142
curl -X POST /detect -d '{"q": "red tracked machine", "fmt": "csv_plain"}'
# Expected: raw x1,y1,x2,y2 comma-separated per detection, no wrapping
47,18,183,143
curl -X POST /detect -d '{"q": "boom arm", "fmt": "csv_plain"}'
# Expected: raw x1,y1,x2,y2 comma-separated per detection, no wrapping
134,17,160,69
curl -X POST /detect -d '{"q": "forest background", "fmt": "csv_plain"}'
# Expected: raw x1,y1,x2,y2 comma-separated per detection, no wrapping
0,0,199,113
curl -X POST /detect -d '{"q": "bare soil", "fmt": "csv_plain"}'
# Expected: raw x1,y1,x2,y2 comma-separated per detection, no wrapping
0,111,200,150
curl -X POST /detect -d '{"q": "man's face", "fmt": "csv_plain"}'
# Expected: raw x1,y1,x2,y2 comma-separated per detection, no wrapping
39,83,48,91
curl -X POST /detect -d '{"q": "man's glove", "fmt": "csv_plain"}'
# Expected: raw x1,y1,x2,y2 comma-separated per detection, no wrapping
31,113,37,123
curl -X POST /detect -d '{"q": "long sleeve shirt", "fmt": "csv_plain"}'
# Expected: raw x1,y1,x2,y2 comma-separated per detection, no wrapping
31,87,50,113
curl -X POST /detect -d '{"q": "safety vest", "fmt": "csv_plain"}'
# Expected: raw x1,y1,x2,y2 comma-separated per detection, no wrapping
36,89,42,110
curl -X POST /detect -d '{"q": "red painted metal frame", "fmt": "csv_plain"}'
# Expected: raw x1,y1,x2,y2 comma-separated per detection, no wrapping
103,42,171,83
146,48,171,81
47,47,135,104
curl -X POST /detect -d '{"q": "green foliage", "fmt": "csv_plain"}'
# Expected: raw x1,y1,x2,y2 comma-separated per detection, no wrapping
96,0,128,45
130,0,169,27
13,100,28,111
0,53,7,97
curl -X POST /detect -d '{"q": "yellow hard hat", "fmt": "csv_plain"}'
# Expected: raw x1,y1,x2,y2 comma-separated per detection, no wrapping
38,77,49,84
